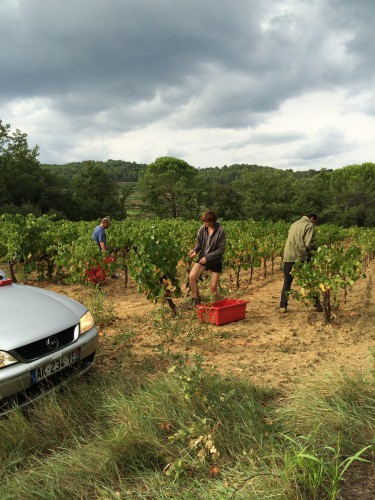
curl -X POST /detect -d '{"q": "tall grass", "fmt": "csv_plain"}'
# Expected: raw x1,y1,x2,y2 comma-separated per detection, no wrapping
277,369,375,452
0,357,373,499
275,367,375,499
84,287,117,327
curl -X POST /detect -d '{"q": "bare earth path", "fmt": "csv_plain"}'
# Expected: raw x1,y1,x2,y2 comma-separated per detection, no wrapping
78,258,375,394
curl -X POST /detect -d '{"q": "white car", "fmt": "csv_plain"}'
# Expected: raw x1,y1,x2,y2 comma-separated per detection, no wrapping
0,269,99,413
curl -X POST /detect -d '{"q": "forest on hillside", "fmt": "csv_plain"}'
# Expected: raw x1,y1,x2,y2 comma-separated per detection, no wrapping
1,121,375,226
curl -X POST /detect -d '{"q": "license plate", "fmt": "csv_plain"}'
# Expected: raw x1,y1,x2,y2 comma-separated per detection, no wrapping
31,349,80,383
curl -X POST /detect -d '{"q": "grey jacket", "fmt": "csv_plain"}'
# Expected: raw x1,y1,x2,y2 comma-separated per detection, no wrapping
194,222,226,265
283,216,317,263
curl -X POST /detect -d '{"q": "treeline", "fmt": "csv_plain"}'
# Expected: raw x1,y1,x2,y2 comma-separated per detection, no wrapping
1,120,375,226
136,157,375,226
42,159,147,183
1,122,128,221
40,157,375,227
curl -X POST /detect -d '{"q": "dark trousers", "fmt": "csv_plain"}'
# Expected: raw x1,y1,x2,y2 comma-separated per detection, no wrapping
280,262,294,308
280,260,321,308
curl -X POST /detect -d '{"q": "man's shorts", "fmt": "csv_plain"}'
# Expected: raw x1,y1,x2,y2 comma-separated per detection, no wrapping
198,261,223,273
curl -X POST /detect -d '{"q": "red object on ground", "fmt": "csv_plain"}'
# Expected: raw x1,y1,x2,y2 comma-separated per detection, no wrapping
196,299,248,325
0,279,13,287
86,257,115,285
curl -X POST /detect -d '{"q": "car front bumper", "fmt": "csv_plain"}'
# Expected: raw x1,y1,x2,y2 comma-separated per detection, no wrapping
0,327,99,410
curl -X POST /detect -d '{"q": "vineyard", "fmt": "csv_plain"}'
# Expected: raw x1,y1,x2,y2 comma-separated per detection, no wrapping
1,214,375,497
1,214,375,322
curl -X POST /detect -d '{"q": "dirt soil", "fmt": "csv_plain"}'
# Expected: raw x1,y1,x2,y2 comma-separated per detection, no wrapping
45,258,375,395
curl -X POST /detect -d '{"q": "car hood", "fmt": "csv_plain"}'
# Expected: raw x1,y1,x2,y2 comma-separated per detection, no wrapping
0,283,87,350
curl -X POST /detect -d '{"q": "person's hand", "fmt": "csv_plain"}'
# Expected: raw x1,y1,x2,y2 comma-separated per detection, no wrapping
199,257,206,265
189,250,196,258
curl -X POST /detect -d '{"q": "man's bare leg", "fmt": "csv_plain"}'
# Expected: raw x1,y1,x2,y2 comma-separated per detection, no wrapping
189,263,205,300
210,272,221,301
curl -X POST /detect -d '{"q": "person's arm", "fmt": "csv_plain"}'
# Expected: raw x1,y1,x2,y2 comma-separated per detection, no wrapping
98,226,108,252
304,225,317,252
191,226,204,256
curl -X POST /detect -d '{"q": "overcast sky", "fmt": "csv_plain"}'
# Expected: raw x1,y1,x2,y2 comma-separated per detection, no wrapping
1,0,374,171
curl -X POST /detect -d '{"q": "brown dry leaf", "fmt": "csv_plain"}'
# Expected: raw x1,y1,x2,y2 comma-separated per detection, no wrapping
160,422,172,432
209,464,220,477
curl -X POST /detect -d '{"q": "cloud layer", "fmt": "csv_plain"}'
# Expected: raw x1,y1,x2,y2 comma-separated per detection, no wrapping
1,0,374,169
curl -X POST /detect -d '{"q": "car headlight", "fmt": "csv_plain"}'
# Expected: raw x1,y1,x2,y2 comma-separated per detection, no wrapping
80,311,95,334
0,351,18,369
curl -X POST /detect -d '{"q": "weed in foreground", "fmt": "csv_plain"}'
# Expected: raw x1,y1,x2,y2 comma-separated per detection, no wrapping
151,304,208,345
84,286,117,327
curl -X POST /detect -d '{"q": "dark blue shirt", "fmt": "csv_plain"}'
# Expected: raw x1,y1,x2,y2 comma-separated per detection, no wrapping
92,225,106,249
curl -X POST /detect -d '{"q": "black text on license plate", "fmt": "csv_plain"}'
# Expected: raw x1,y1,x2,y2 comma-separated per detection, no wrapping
32,349,80,383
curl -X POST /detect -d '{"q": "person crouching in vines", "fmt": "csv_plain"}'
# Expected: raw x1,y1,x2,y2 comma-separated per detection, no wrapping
188,211,226,307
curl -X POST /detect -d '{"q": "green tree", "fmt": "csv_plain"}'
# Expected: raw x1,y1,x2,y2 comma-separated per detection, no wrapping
293,169,333,222
138,156,199,218
202,182,244,220
72,161,126,220
0,120,75,218
1,121,40,209
234,167,298,221
327,163,375,227
42,159,147,183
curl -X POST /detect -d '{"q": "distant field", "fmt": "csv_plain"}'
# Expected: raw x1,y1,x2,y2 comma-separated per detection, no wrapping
118,182,145,218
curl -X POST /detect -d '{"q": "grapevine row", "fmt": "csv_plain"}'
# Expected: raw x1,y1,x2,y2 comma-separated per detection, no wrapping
1,214,375,321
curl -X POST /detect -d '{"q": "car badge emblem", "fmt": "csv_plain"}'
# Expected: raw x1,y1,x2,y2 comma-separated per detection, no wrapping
46,336,59,350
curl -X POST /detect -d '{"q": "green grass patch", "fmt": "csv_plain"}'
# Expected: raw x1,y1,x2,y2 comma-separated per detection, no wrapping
0,356,373,499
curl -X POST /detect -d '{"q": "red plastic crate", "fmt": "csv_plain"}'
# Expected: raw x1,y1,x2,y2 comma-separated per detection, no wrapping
196,299,248,325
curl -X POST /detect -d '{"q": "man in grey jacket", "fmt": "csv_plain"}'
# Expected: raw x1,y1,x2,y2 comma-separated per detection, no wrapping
279,213,321,313
188,211,226,306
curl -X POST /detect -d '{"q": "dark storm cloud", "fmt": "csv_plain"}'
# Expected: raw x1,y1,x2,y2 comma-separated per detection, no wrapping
0,2,368,119
1,2,259,111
